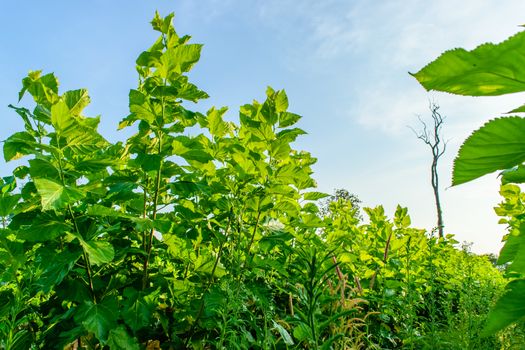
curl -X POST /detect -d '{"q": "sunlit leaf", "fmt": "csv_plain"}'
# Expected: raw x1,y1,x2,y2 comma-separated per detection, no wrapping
453,117,525,185
274,90,289,113
412,31,525,96
303,191,329,201
81,240,115,265
3,131,36,161
158,44,202,77
483,279,525,335
34,178,84,211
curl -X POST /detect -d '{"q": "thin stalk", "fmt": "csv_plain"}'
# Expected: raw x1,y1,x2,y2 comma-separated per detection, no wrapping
246,209,262,256
142,133,163,289
142,79,165,288
142,177,148,252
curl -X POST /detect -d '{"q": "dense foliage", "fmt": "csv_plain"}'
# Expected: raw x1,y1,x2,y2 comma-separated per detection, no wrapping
0,12,521,349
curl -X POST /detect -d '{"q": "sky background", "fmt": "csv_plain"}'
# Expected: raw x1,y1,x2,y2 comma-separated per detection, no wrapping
1,0,525,254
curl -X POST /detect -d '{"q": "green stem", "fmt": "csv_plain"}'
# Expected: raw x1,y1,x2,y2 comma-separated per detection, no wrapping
142,133,163,289
68,205,96,303
246,209,262,256
142,73,166,288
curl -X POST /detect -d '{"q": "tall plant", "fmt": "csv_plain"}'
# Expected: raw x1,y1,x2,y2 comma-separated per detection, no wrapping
0,11,320,348
412,28,525,334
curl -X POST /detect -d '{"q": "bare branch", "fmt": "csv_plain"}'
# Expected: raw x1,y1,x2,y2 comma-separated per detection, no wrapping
410,101,447,238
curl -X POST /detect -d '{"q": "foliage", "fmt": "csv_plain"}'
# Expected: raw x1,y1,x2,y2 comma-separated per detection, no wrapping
412,24,525,336
0,11,518,350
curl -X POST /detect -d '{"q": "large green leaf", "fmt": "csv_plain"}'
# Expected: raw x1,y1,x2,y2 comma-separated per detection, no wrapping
36,249,82,292
63,89,90,115
80,240,115,265
452,117,525,185
207,107,230,138
0,194,20,217
18,213,70,242
158,44,202,77
34,178,84,210
106,326,140,350
51,99,108,153
498,230,525,274
483,279,525,335
19,71,59,106
28,158,60,180
3,131,36,161
412,31,525,96
121,288,156,331
128,89,156,124
75,300,118,342
303,191,329,201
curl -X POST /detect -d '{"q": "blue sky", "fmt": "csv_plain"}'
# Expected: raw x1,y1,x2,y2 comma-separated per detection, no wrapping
2,0,525,253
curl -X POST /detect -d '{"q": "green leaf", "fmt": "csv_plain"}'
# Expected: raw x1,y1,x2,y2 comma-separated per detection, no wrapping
275,90,289,113
128,89,156,124
279,112,301,128
150,11,174,34
0,194,20,217
81,240,114,265
34,178,84,211
277,128,307,143
75,300,117,342
63,89,90,115
293,323,312,342
207,107,230,138
29,158,60,180
50,98,108,153
483,279,525,335
18,213,70,242
158,44,202,77
106,326,140,350
498,222,525,274
36,249,81,292
3,131,36,161
453,117,525,185
508,103,525,113
412,31,525,96
121,288,156,331
303,191,329,201
19,71,59,106
500,165,525,184
56,279,92,303
51,100,73,132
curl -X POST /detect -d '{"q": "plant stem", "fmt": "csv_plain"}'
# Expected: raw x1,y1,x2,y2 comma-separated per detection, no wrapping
68,205,96,303
246,209,262,256
142,135,163,289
